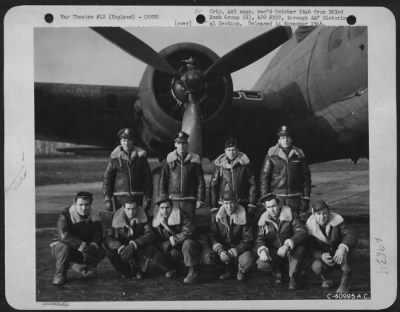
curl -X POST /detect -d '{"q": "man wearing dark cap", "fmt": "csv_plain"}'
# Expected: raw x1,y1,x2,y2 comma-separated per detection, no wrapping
152,195,201,284
103,128,153,213
159,131,205,223
203,190,255,281
50,192,104,286
260,125,311,218
306,200,358,293
103,195,157,280
210,137,257,216
255,193,307,290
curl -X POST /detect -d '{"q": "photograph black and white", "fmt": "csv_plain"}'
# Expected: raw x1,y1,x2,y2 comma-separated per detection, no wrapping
3,5,397,309
33,24,371,301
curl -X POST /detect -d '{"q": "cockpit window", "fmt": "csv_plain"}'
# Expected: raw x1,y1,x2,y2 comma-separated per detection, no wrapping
328,27,345,52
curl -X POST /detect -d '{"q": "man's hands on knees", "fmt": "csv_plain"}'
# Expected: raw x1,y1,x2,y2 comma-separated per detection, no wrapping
259,249,272,262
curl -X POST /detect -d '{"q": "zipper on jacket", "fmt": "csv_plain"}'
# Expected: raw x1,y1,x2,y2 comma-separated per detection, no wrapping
127,158,133,193
180,158,183,195
230,166,235,195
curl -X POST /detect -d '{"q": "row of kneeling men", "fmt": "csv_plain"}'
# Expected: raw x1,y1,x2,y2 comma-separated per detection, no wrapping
50,191,357,293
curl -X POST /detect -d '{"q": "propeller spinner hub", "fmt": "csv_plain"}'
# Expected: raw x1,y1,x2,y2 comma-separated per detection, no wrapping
181,70,204,92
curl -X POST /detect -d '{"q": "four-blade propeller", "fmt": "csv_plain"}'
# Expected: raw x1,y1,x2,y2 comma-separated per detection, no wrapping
91,26,292,156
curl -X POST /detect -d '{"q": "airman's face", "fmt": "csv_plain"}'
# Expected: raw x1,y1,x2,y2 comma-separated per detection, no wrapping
278,135,293,149
159,201,173,219
76,198,91,217
315,209,329,226
175,141,189,155
120,138,134,152
223,200,238,216
124,202,138,220
264,199,281,219
225,146,239,161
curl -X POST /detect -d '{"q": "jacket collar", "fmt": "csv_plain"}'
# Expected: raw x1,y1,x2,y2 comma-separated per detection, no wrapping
216,204,247,226
166,150,201,164
268,143,304,161
69,204,100,224
214,152,250,169
110,146,147,161
258,206,293,226
306,212,344,244
152,206,181,227
112,206,148,228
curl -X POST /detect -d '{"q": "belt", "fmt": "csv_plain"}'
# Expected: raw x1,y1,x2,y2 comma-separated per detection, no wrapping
169,195,196,201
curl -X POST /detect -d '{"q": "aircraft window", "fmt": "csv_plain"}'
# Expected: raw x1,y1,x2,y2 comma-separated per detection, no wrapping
232,91,242,99
106,94,118,111
348,27,366,40
328,27,344,51
242,91,263,100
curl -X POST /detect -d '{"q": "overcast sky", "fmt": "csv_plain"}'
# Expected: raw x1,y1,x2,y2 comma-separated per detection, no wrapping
34,26,281,90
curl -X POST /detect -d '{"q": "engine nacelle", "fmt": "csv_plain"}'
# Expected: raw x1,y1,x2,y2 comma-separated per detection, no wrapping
134,42,233,157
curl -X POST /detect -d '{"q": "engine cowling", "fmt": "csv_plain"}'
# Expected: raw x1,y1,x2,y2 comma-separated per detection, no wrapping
134,42,233,157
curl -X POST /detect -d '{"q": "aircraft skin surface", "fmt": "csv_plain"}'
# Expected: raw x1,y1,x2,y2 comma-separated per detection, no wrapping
35,26,368,168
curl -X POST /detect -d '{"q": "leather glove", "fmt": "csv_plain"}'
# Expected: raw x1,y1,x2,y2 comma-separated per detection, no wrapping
321,252,335,266
333,246,347,265
259,249,272,262
219,251,231,264
301,198,310,212
277,245,290,258
104,199,113,212
119,244,135,262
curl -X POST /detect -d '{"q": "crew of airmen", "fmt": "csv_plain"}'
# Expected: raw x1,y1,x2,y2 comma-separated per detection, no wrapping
50,125,358,294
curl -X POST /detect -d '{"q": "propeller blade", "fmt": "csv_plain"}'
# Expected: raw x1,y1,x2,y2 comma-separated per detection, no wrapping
181,94,202,157
204,26,292,79
91,27,176,74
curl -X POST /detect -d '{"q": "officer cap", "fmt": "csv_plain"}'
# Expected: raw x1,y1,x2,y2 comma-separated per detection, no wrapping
224,137,238,149
311,199,329,214
118,128,135,139
156,194,172,206
174,131,189,143
259,193,279,204
74,191,93,203
221,189,238,202
276,125,291,137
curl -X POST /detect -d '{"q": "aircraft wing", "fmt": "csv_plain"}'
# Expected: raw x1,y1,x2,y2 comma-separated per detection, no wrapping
35,82,140,148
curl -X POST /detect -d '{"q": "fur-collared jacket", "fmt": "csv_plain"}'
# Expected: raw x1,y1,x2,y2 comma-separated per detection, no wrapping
306,212,358,258
210,152,257,208
105,206,156,252
54,205,103,250
209,204,254,257
152,207,194,247
260,143,311,198
159,151,205,202
255,206,307,256
103,146,153,201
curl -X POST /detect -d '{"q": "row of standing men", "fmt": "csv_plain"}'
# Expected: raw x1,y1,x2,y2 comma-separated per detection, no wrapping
104,125,311,220
50,126,357,293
